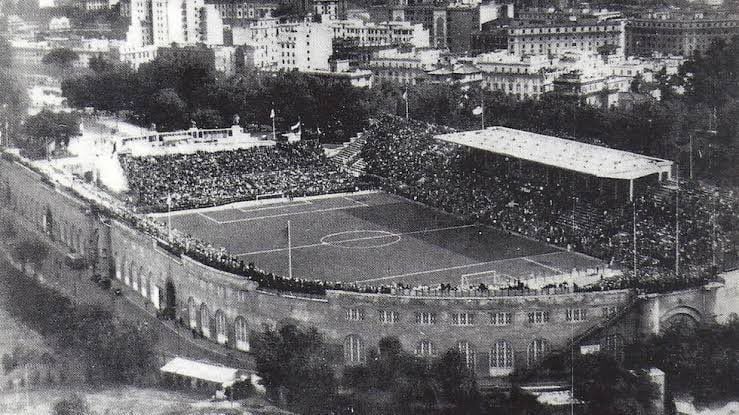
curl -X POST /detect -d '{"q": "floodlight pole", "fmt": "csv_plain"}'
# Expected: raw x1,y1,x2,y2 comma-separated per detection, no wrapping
288,220,293,279
675,168,679,277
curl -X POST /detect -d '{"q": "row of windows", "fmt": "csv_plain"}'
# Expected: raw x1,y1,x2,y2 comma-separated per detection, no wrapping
344,335,548,369
346,308,594,325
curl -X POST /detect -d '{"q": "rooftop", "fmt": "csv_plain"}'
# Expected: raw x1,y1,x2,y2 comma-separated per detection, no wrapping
160,357,242,386
436,127,673,180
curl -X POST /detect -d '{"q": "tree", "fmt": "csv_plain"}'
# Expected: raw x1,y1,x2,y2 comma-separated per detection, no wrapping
252,323,338,414
147,89,187,131
627,319,739,407
42,48,80,68
52,393,92,415
192,108,224,129
20,110,80,158
573,354,658,415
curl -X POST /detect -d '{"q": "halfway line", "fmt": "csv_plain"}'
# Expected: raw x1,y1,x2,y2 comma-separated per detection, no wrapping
235,224,477,256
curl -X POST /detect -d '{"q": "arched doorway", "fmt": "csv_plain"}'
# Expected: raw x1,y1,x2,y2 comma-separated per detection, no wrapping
200,304,211,338
164,279,176,320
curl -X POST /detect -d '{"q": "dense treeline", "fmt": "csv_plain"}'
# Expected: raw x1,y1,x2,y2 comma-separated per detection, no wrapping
627,318,739,407
252,324,668,414
0,258,158,384
251,324,551,414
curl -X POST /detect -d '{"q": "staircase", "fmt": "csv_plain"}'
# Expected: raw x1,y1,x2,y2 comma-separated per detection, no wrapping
518,294,643,381
331,135,366,166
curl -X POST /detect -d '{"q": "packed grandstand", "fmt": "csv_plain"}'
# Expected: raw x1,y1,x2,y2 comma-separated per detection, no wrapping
109,114,736,296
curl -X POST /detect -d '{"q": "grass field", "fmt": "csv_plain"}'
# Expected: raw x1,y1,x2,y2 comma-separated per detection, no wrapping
161,192,604,288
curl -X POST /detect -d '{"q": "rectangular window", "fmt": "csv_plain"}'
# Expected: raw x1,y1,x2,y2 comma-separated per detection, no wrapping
528,311,550,324
602,306,621,318
452,313,475,326
379,310,400,324
415,312,436,325
566,308,588,322
345,308,365,321
490,312,512,326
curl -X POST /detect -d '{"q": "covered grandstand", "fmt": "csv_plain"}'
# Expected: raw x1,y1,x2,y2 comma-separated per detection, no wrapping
436,127,674,201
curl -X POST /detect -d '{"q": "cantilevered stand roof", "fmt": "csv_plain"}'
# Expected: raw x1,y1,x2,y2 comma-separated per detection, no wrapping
436,127,673,180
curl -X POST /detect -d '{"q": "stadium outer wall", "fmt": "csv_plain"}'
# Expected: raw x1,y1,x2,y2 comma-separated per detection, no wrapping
0,157,733,378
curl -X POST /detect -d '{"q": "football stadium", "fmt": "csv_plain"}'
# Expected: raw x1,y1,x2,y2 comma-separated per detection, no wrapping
1,113,735,384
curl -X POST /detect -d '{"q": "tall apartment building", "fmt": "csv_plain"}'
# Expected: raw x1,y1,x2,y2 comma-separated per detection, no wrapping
277,22,332,71
121,0,154,46
330,19,430,48
313,0,347,21
232,18,280,68
232,20,332,71
151,0,205,45
121,0,224,47
505,17,626,57
626,11,739,57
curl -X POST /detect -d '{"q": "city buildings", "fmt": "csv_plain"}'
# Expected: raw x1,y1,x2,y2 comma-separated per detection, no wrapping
626,10,739,57
329,19,430,48
364,47,444,85
504,17,626,57
474,51,558,99
206,0,278,25
276,21,332,71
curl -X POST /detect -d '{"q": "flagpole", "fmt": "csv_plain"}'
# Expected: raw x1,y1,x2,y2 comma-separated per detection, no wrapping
404,88,409,120
481,95,485,130
287,220,293,279
271,109,276,142
167,194,172,241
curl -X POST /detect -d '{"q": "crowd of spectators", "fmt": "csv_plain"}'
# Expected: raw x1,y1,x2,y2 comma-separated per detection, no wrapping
119,141,358,212
360,114,736,294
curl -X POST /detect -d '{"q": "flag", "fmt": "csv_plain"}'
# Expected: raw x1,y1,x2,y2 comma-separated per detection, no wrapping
402,89,407,101
270,108,275,119
112,141,117,154
166,194,172,209
291,120,301,131
698,149,703,158
472,106,483,115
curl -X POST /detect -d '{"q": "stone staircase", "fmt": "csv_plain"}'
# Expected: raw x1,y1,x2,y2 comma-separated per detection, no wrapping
518,294,642,381
331,135,368,176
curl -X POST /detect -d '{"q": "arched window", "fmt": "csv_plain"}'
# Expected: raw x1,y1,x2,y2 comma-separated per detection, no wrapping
117,256,125,280
457,341,475,370
131,267,144,291
344,335,364,364
415,340,435,357
234,317,249,352
126,262,134,286
188,297,197,329
490,340,514,374
527,338,549,367
141,272,150,298
215,310,227,344
200,304,211,338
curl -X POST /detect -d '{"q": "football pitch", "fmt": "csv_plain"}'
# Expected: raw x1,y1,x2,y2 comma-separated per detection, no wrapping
159,192,604,288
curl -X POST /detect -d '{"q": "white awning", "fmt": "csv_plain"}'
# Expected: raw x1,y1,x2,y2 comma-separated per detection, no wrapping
436,127,673,181
160,357,240,385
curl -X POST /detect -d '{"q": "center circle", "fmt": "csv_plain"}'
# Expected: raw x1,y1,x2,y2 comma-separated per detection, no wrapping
320,230,402,249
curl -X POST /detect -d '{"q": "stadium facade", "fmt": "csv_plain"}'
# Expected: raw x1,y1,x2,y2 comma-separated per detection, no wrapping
0,154,734,379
